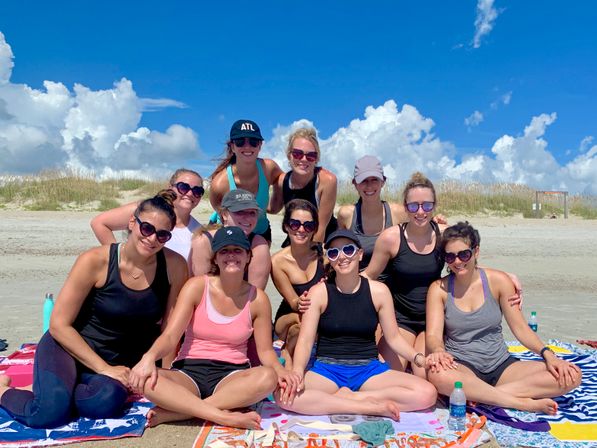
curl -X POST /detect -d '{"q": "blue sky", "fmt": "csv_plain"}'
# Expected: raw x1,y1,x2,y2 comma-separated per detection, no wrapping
1,1,596,193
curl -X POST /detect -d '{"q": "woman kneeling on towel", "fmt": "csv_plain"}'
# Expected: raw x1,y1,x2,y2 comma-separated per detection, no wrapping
426,221,582,414
278,229,437,419
0,192,190,428
129,226,301,429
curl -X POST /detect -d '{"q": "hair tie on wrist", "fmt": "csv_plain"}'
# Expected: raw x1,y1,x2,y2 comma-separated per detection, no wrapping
540,346,554,359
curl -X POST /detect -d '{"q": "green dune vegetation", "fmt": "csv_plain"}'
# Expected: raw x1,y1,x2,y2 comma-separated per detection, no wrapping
1,171,596,219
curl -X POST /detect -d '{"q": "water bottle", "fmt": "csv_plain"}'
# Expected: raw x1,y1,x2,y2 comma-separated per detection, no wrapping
448,381,466,431
42,293,54,333
528,311,538,332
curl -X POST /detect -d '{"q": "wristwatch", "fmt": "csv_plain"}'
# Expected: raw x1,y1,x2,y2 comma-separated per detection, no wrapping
540,346,554,359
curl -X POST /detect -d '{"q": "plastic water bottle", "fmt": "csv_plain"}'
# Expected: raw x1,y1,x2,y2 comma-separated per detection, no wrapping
528,311,538,332
43,293,54,333
448,381,466,431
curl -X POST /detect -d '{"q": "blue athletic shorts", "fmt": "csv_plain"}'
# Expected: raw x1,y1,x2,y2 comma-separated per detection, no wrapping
309,359,389,391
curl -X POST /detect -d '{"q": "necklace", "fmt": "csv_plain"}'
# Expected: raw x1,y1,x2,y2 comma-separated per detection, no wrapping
128,269,143,280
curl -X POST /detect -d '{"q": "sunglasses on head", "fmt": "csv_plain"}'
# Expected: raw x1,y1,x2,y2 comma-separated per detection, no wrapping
135,215,172,244
405,201,435,213
326,243,358,262
291,149,318,162
443,248,474,264
288,218,316,233
232,137,261,148
173,181,204,198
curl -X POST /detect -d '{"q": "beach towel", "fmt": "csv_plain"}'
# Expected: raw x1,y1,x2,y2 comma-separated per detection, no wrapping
192,402,494,448
0,344,151,447
484,340,597,448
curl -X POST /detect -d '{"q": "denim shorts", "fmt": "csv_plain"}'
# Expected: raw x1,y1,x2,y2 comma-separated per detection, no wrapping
310,359,389,391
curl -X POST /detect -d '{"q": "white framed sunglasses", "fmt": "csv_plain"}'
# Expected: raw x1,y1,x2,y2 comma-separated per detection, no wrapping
326,244,359,261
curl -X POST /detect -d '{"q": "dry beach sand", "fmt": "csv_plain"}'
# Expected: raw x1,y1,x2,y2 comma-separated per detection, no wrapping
0,210,596,447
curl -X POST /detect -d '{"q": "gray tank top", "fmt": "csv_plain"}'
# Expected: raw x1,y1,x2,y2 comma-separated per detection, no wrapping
350,200,393,276
444,269,510,373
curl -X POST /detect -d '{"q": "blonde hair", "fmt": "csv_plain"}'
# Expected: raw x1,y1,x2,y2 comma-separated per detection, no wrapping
402,172,436,204
286,127,320,161
169,168,202,185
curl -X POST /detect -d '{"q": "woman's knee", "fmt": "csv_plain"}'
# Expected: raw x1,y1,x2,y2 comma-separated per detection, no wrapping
253,367,278,394
427,370,456,395
75,374,128,419
416,380,438,409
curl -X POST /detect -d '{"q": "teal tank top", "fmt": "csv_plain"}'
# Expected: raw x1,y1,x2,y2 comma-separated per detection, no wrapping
209,159,270,235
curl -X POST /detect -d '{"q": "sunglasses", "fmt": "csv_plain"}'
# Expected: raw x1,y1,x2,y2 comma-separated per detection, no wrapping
134,215,172,244
288,218,316,233
291,149,318,162
326,243,358,262
443,249,474,264
232,137,261,148
173,181,204,198
405,201,435,213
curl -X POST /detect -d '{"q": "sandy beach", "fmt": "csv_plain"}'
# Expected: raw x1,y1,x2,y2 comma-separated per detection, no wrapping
1,210,596,447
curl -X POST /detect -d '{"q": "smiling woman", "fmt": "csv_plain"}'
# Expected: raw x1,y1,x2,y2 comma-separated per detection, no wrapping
0,192,188,428
90,168,205,263
208,120,284,244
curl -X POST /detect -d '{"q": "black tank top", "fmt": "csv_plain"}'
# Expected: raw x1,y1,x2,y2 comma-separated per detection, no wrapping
388,222,443,323
75,243,170,367
274,257,325,323
281,168,338,243
316,277,378,360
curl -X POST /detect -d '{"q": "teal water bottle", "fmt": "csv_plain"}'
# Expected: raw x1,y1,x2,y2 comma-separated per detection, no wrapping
528,311,538,332
43,293,54,333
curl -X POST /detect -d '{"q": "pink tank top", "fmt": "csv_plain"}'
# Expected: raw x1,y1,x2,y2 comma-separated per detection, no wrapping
176,276,255,364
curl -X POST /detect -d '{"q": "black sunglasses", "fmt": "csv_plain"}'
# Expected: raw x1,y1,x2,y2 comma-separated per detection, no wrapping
232,137,261,148
443,248,474,264
173,181,204,198
291,149,318,162
288,218,316,233
326,244,358,262
405,201,435,213
134,215,172,244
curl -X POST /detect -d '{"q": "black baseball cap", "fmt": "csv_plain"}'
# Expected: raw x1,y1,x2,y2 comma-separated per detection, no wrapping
230,119,263,140
211,226,251,253
221,188,261,212
324,229,362,249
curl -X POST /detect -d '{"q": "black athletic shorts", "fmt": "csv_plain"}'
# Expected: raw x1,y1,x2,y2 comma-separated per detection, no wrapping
172,358,250,398
454,356,519,386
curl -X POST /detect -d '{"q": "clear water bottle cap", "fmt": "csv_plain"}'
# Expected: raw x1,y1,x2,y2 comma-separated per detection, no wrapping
531,311,537,316
454,381,463,388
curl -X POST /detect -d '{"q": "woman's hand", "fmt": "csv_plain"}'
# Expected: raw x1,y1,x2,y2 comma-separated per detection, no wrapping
433,214,448,225
297,291,311,314
129,354,158,394
506,273,523,309
544,352,582,388
276,368,302,405
427,351,457,374
98,365,131,387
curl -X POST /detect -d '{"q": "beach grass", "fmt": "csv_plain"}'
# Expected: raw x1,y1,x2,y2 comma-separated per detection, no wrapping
0,171,595,218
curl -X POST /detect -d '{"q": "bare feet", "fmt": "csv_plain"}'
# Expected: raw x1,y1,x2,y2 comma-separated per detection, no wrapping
146,407,190,427
519,397,558,415
0,375,12,399
222,410,262,430
0,375,11,387
368,399,401,421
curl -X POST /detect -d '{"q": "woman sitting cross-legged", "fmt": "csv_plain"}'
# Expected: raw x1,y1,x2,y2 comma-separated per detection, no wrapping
426,221,582,415
0,192,188,428
277,229,437,419
129,226,301,429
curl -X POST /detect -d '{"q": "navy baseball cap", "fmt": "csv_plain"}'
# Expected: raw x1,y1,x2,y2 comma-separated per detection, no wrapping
230,119,263,140
324,229,362,249
211,226,251,253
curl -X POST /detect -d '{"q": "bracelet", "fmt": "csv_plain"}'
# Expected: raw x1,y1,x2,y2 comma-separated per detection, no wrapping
413,352,425,368
540,346,554,359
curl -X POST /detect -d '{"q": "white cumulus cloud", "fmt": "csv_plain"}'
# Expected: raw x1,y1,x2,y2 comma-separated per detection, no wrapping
464,110,484,127
263,105,597,194
0,32,200,177
473,0,500,49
